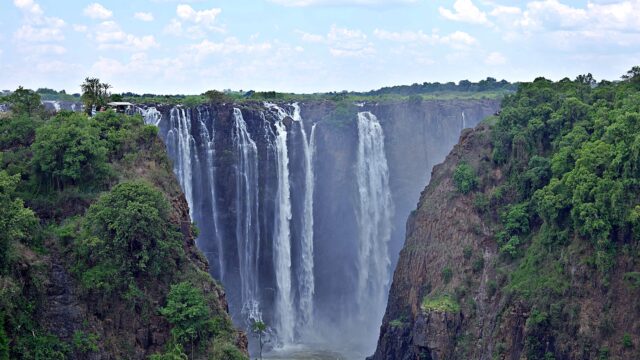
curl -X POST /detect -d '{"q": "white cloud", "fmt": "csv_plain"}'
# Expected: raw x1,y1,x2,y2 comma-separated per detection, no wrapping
373,29,434,43
13,0,43,15
73,24,88,32
90,21,158,51
165,4,224,37
14,23,64,42
488,0,640,48
189,38,272,57
20,44,67,55
134,12,154,22
374,29,477,48
270,0,417,6
327,25,375,57
176,4,221,25
83,3,113,20
439,0,492,26
296,30,325,43
485,51,507,65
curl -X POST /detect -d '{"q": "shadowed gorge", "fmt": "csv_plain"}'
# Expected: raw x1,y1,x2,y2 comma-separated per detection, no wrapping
138,99,500,355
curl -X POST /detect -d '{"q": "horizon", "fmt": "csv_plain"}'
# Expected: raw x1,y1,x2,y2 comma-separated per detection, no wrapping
1,0,639,93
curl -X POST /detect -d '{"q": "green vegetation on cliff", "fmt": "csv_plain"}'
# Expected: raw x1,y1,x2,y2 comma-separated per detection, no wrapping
0,90,246,359
476,67,640,358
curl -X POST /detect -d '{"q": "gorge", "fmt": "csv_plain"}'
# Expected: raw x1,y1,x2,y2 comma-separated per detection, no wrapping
138,99,500,355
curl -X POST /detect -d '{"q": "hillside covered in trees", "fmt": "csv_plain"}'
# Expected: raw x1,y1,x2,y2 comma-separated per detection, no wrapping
373,67,640,359
0,90,247,359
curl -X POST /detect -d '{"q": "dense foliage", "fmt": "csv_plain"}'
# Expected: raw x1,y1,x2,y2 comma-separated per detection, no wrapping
448,67,640,358
490,70,640,272
0,92,245,359
32,112,109,191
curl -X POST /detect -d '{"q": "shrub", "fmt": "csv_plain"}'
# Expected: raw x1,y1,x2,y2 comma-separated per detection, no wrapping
463,246,473,260
159,282,217,352
422,294,460,313
453,162,478,194
622,333,633,349
441,267,453,284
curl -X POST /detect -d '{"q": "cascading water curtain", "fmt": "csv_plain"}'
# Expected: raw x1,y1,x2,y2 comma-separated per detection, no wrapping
355,111,394,328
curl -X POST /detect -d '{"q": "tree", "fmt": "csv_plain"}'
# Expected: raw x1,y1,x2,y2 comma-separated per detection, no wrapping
160,282,214,359
32,112,108,190
81,77,112,115
203,90,229,103
83,181,182,282
0,171,37,272
251,321,267,360
6,86,42,117
621,66,640,84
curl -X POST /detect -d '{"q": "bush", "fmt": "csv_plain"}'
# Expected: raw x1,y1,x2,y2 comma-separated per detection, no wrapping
441,267,453,284
159,282,218,351
453,162,478,194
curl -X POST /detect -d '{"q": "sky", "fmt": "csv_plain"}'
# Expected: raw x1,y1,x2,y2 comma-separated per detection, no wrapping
0,0,639,94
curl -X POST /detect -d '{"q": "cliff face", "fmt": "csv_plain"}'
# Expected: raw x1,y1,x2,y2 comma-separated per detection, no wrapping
372,121,640,359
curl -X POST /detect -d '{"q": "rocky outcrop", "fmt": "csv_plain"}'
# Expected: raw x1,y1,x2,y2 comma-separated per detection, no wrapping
372,121,640,359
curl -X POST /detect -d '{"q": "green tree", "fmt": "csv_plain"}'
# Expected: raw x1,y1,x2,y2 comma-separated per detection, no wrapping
31,112,108,190
160,282,214,357
0,171,37,272
203,90,230,103
83,181,182,283
6,86,42,117
251,321,267,360
453,162,478,194
81,77,111,115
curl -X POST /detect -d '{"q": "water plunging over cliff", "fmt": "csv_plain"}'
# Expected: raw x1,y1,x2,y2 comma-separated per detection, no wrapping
142,99,501,356
355,112,393,343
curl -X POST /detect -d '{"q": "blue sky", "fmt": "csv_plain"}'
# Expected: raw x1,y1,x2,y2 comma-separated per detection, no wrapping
1,0,639,94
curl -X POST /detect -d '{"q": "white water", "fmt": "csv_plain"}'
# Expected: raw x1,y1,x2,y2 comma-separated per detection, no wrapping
462,111,467,130
273,113,296,344
292,103,316,332
355,112,393,333
167,107,196,216
140,106,162,126
232,108,263,323
196,107,225,283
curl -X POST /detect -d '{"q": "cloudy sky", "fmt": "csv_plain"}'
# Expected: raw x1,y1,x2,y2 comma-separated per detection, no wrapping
0,0,638,94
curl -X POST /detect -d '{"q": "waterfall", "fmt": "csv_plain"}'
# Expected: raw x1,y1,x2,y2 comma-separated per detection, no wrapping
292,103,316,331
196,107,225,282
166,107,196,216
273,115,295,344
355,111,393,325
140,106,162,126
232,108,263,323
462,111,467,130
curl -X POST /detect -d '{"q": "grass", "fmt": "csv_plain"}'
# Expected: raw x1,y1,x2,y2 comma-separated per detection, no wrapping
421,294,460,313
